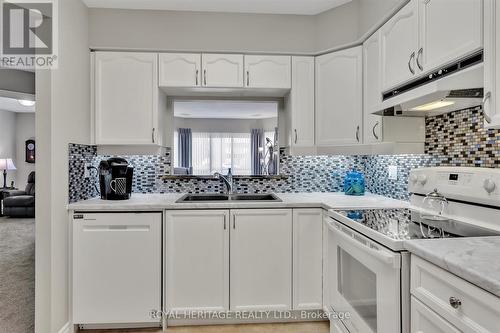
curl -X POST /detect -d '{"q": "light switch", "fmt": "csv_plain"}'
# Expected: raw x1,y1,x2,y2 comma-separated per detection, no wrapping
388,165,398,180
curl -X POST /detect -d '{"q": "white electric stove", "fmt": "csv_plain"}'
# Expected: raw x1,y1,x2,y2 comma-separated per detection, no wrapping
325,167,500,333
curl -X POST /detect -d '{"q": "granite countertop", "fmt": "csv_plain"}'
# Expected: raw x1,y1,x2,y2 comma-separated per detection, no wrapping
405,237,500,298
67,192,409,211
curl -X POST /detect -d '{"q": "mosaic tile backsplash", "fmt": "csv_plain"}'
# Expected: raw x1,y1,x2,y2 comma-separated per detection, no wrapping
69,107,500,203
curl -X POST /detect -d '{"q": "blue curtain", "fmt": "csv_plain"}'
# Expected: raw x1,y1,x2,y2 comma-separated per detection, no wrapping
178,128,192,174
251,129,264,175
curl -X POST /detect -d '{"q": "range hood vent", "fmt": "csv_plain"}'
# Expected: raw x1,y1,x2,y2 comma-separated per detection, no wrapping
375,51,484,117
382,51,483,101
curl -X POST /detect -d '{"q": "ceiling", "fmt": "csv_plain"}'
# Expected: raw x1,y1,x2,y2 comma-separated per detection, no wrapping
0,96,35,113
174,100,277,119
82,0,352,15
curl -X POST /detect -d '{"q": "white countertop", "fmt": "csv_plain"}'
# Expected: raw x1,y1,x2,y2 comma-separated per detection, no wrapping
67,192,409,211
405,237,500,298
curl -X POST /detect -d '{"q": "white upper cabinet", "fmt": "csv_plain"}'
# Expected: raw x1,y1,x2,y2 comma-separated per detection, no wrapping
165,210,229,312
159,53,201,87
94,52,159,145
363,31,384,143
417,0,483,75
381,0,419,91
230,209,292,311
201,54,244,88
315,47,363,146
244,55,291,89
288,56,315,149
484,0,500,129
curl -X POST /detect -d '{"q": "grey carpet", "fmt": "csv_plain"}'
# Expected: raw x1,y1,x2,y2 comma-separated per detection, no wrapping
0,217,35,333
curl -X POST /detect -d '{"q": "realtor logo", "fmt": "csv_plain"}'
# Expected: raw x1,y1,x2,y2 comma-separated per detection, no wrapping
1,0,58,69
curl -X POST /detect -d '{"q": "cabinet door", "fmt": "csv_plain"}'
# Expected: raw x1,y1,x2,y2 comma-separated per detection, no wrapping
201,54,244,88
315,47,363,146
292,209,323,310
159,53,201,87
290,56,315,148
418,0,483,75
95,52,158,145
165,210,229,312
230,209,292,311
244,55,291,89
363,31,384,143
73,212,161,324
381,0,419,91
411,297,460,333
484,0,500,129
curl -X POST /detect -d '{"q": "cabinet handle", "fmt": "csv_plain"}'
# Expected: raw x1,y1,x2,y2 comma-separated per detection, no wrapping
372,121,380,140
246,71,250,86
204,69,207,86
152,128,155,143
223,215,226,230
356,126,360,142
196,69,199,86
294,129,298,144
408,52,416,75
233,215,236,229
483,91,492,124
449,297,462,309
416,48,424,71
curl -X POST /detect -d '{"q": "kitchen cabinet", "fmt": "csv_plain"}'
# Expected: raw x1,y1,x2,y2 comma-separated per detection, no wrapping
418,0,483,75
411,297,460,333
159,53,201,87
244,55,291,89
315,46,363,146
484,0,500,129
230,209,292,311
165,210,229,312
381,0,419,91
411,255,500,332
363,31,384,143
292,209,323,310
72,212,161,324
94,52,162,145
286,56,315,151
201,54,244,88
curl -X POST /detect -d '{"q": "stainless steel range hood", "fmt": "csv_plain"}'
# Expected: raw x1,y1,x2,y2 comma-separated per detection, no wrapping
375,52,484,117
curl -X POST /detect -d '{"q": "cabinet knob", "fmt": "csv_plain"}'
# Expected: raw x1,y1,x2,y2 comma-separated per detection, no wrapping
449,297,462,309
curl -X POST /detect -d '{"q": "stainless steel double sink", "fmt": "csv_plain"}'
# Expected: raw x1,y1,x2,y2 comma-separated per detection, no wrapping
176,193,281,203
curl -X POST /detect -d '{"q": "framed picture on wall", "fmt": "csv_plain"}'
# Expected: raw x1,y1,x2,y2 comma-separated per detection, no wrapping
25,139,35,163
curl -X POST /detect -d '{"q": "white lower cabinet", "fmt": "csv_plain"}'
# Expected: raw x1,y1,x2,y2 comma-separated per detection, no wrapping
411,297,460,333
72,212,162,325
292,209,323,310
411,255,500,333
165,210,229,312
230,209,292,311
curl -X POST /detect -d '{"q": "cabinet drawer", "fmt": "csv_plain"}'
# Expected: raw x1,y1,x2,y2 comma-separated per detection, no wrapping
411,255,500,332
411,296,460,333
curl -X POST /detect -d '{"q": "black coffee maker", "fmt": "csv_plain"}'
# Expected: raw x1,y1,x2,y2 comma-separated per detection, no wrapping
99,157,133,200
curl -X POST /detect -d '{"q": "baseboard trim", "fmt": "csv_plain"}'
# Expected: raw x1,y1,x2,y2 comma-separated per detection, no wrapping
57,322,71,333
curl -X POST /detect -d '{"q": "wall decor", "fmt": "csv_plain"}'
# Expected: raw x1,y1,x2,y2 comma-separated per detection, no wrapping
25,139,35,163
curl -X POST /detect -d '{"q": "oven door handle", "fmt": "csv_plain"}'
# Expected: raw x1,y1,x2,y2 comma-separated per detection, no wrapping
327,219,400,269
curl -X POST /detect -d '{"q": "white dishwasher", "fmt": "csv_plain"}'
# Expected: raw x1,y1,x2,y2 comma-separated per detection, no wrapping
72,212,162,326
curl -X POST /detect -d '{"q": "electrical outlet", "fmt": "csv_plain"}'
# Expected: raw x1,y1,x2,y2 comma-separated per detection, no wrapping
84,163,91,178
388,165,398,180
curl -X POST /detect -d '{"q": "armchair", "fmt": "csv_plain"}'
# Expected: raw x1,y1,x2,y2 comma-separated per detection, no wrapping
3,171,35,218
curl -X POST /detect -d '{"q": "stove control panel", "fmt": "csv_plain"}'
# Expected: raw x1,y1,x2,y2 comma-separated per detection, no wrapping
409,167,500,207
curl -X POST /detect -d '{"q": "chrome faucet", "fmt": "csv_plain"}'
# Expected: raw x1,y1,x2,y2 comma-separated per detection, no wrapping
214,169,233,194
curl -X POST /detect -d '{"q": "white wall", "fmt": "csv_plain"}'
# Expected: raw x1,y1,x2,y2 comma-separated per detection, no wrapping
88,8,316,54
88,0,406,54
35,0,90,332
0,110,16,186
15,113,35,188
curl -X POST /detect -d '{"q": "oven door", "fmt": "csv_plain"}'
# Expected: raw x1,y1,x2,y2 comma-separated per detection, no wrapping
326,217,401,333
